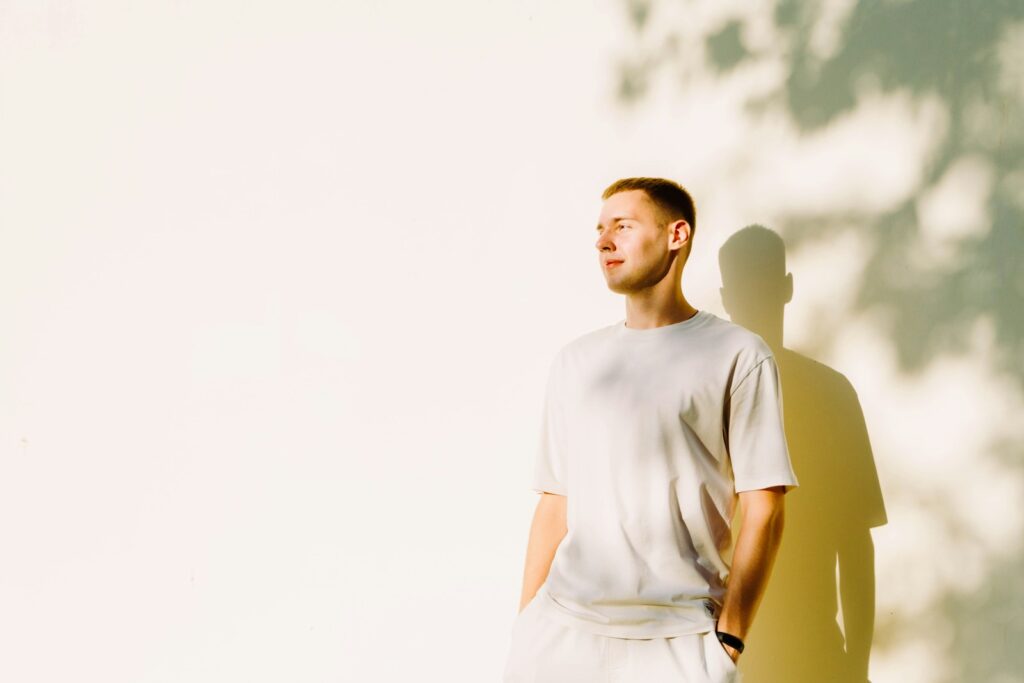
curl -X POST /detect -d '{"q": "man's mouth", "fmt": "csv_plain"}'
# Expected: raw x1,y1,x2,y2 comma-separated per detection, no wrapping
604,260,624,268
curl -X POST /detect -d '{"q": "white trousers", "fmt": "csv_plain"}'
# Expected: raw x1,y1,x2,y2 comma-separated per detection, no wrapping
503,591,742,683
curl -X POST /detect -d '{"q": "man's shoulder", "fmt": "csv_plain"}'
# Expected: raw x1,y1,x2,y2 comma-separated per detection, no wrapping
551,320,620,358
699,313,773,359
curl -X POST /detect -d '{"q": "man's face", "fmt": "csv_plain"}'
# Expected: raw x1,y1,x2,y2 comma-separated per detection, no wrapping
595,189,681,293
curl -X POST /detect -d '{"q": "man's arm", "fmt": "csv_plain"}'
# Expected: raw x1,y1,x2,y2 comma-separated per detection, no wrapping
517,492,567,612
715,485,787,661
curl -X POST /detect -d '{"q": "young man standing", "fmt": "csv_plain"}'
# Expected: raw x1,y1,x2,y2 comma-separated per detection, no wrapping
503,177,799,682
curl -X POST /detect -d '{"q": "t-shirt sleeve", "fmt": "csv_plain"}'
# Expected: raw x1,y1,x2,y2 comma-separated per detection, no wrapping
726,355,799,493
530,351,568,496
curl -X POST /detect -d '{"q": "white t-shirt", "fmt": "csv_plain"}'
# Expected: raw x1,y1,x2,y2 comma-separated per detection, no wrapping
530,309,799,638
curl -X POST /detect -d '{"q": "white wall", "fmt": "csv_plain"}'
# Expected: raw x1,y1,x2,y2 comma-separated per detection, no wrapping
2,1,1021,681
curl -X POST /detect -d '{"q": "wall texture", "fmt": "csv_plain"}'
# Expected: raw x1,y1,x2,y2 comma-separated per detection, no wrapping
1,1,1020,681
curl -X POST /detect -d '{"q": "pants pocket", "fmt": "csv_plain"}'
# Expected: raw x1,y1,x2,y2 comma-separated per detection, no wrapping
514,593,540,624
702,629,739,679
504,594,544,682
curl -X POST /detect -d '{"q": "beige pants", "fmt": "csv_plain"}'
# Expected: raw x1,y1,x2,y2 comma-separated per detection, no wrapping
503,590,741,683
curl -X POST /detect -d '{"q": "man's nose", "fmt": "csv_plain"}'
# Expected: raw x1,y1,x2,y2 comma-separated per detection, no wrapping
596,233,614,252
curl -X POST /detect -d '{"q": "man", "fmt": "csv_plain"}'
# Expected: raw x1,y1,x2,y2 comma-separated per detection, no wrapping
502,177,799,682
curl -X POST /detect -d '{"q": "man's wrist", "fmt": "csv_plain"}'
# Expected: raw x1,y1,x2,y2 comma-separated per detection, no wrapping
715,628,746,659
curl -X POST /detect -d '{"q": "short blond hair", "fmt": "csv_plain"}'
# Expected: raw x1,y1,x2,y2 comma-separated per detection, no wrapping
602,177,697,243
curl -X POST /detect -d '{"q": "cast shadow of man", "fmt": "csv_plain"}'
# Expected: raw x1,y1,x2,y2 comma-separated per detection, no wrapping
720,225,888,683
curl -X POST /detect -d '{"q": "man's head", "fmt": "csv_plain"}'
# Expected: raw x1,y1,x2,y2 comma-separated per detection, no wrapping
595,177,696,294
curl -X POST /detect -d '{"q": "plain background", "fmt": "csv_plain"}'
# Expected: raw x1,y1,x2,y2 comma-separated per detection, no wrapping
2,1,1022,681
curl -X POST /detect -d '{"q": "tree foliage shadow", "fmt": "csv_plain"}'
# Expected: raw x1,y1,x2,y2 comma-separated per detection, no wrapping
613,2,1024,681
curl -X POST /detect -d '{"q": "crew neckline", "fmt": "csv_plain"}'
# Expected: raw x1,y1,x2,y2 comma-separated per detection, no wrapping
616,309,709,338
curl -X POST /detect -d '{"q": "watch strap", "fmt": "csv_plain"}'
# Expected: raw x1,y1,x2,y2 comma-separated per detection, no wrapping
716,630,745,653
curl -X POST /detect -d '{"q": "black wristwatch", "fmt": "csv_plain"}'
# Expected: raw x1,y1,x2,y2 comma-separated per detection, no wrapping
716,630,745,654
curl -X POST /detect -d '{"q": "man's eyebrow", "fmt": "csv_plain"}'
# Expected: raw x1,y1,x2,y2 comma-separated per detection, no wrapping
595,216,635,231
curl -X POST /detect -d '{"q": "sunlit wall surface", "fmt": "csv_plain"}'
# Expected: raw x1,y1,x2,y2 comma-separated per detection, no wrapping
1,1,1021,681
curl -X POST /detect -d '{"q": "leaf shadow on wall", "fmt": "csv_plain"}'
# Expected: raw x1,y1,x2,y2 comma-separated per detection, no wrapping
615,1,1024,680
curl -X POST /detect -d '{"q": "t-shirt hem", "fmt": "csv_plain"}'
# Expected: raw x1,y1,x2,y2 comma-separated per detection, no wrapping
531,484,567,496
734,475,800,493
537,589,718,639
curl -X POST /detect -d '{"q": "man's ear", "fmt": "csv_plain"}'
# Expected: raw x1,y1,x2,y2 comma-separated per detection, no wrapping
668,219,691,249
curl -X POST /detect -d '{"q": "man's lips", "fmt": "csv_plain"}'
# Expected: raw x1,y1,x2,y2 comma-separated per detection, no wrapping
604,260,624,268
